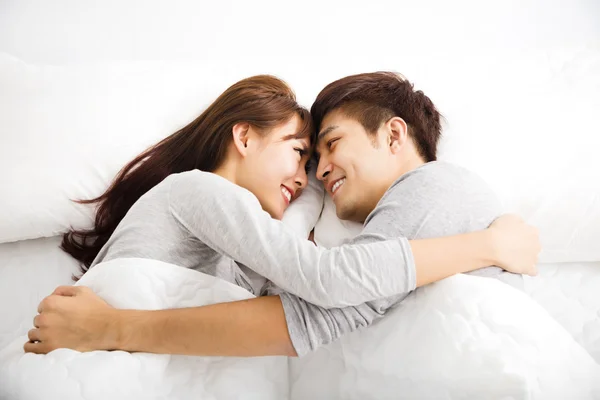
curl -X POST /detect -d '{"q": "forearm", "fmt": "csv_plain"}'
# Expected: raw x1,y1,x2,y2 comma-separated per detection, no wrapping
171,173,416,307
114,296,296,357
411,230,496,287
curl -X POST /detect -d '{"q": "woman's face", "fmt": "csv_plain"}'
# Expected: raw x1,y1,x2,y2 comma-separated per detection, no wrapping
239,115,311,220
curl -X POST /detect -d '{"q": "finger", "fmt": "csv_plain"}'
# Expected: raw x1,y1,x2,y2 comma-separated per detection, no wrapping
528,265,538,276
39,293,75,314
53,285,81,297
38,295,61,313
28,328,41,342
24,341,49,355
37,296,50,313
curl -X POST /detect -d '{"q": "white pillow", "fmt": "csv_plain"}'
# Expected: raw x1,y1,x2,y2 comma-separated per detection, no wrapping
2,50,600,263
0,54,235,243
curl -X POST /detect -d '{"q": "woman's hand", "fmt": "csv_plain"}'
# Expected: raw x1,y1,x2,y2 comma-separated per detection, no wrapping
24,286,120,354
488,214,541,276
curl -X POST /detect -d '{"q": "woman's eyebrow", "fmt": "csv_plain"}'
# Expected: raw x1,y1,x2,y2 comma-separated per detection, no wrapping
282,133,310,146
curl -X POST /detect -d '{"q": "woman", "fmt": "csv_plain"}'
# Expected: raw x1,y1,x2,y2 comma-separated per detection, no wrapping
26,75,538,356
63,75,314,295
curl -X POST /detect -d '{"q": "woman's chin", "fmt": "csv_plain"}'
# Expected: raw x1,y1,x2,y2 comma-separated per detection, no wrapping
265,204,284,220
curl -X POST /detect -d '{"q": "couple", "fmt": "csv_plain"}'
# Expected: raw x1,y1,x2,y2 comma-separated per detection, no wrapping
25,72,540,357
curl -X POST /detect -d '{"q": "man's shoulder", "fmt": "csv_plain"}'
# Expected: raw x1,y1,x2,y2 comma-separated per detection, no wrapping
382,161,481,200
363,161,501,235
392,161,477,187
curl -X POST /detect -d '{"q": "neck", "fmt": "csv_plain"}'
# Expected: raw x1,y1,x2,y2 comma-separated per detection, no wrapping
376,152,426,205
397,153,426,177
212,161,238,185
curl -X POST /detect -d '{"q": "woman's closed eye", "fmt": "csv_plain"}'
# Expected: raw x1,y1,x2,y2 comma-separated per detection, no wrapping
294,147,307,157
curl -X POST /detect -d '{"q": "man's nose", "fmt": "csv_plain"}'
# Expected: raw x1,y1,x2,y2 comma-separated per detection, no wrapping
316,157,332,181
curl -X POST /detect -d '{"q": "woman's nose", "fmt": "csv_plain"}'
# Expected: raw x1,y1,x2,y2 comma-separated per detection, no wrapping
295,169,308,189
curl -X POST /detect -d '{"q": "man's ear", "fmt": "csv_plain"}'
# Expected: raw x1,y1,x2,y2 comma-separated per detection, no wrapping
387,117,409,154
232,122,251,157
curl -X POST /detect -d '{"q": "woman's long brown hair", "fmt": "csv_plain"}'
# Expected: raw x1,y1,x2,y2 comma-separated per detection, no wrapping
61,75,313,276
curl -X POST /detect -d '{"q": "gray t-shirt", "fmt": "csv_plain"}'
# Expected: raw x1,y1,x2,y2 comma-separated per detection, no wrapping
91,161,521,356
271,162,522,355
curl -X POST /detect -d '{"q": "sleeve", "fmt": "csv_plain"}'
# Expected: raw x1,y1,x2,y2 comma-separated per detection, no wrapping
167,171,416,309
280,160,325,238
269,285,404,356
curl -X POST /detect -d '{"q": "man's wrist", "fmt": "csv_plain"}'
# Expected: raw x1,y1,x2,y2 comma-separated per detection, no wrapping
107,309,131,351
480,229,499,267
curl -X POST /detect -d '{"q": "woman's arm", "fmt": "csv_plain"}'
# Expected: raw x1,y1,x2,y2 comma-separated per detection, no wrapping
169,172,539,309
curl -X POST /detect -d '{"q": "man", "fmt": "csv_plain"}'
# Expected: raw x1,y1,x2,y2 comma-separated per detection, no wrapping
25,72,539,357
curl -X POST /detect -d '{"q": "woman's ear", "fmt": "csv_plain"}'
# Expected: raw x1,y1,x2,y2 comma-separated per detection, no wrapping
232,122,251,157
387,117,409,154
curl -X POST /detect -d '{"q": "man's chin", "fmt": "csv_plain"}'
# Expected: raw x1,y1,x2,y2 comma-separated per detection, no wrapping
334,201,351,220
334,200,365,223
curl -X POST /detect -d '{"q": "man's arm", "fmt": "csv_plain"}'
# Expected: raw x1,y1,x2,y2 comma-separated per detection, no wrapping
26,286,386,357
25,286,297,357
118,296,295,357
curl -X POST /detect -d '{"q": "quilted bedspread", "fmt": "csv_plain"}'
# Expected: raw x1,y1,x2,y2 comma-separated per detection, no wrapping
0,258,289,400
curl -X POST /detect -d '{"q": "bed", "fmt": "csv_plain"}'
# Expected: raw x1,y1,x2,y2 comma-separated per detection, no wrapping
1,0,599,398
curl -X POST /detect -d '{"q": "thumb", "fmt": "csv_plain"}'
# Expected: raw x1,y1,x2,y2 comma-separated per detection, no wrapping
52,285,86,297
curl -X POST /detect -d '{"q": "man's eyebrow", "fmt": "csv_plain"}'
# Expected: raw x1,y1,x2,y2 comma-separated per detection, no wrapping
317,125,338,142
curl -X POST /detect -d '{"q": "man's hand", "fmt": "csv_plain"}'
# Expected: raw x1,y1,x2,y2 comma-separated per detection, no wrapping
24,286,119,354
488,214,541,276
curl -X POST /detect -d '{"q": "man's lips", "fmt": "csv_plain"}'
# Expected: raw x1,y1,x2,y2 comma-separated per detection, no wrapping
327,177,346,195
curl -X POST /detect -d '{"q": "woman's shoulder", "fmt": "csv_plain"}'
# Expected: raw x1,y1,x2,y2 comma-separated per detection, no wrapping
165,170,223,189
167,169,255,203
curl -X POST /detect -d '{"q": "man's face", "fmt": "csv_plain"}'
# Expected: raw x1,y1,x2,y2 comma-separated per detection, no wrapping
315,110,396,222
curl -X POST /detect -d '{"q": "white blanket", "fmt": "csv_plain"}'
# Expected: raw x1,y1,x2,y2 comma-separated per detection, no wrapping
0,258,289,400
289,274,600,399
2,258,599,399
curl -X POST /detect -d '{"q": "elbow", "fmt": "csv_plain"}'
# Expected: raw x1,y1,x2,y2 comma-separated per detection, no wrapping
311,298,350,310
312,291,367,309
310,295,363,309
287,348,299,357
